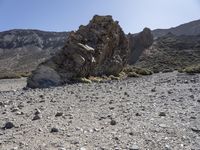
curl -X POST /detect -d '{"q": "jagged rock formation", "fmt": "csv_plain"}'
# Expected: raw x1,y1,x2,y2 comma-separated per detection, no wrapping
135,33,200,72
27,15,129,88
128,28,153,64
152,19,200,38
0,29,68,77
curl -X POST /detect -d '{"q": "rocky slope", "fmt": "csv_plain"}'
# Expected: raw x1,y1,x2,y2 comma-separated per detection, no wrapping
135,19,200,72
0,29,68,77
0,72,200,149
135,33,200,73
152,19,200,38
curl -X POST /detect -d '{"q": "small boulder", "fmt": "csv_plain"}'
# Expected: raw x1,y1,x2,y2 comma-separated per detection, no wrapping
51,127,59,133
3,122,15,129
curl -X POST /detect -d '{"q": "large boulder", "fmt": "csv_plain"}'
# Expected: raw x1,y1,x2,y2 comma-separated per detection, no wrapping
27,15,129,88
128,28,153,64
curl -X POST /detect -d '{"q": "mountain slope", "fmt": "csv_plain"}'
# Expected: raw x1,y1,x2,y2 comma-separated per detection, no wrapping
135,33,200,72
0,29,68,77
152,19,200,38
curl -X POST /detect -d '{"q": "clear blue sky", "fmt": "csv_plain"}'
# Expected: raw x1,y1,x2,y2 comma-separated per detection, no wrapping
0,0,200,33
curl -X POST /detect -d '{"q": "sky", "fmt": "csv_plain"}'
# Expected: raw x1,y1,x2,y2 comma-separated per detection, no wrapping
0,0,200,34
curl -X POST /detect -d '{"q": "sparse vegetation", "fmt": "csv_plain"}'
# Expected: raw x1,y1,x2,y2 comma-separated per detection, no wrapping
72,77,92,84
0,72,31,79
88,76,103,83
182,64,200,74
109,75,120,80
127,72,140,77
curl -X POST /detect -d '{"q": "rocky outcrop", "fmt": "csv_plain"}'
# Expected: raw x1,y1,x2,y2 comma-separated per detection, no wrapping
128,28,153,64
27,15,129,88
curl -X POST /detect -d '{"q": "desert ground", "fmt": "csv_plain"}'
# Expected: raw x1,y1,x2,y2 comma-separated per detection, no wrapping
0,72,199,150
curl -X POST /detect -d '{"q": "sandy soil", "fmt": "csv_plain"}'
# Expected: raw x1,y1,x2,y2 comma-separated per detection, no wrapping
0,72,199,150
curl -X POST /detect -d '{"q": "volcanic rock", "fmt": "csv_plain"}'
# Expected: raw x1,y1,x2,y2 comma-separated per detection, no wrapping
3,121,15,129
127,28,153,64
27,15,129,88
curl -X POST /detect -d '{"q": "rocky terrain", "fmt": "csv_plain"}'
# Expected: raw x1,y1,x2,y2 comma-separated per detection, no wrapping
0,72,200,149
0,29,68,78
135,33,200,73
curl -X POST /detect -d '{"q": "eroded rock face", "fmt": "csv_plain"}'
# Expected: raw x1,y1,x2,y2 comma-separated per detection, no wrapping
128,28,153,64
27,15,129,88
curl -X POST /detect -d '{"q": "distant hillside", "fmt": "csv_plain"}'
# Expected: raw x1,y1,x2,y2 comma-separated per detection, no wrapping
135,34,200,72
0,29,68,77
152,19,200,38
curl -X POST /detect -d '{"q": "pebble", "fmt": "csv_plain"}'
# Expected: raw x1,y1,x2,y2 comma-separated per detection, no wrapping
124,92,129,97
55,112,63,117
35,109,41,115
135,113,141,116
11,107,19,112
18,103,24,109
191,127,200,133
129,132,134,136
110,120,117,125
159,124,167,128
129,144,139,150
51,127,59,133
190,95,195,99
39,94,44,99
151,87,156,92
32,114,42,121
16,111,23,115
159,112,166,117
3,122,15,129
165,144,171,150
168,90,173,94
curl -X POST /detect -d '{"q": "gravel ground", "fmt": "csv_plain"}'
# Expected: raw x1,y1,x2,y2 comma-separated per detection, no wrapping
0,72,200,150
